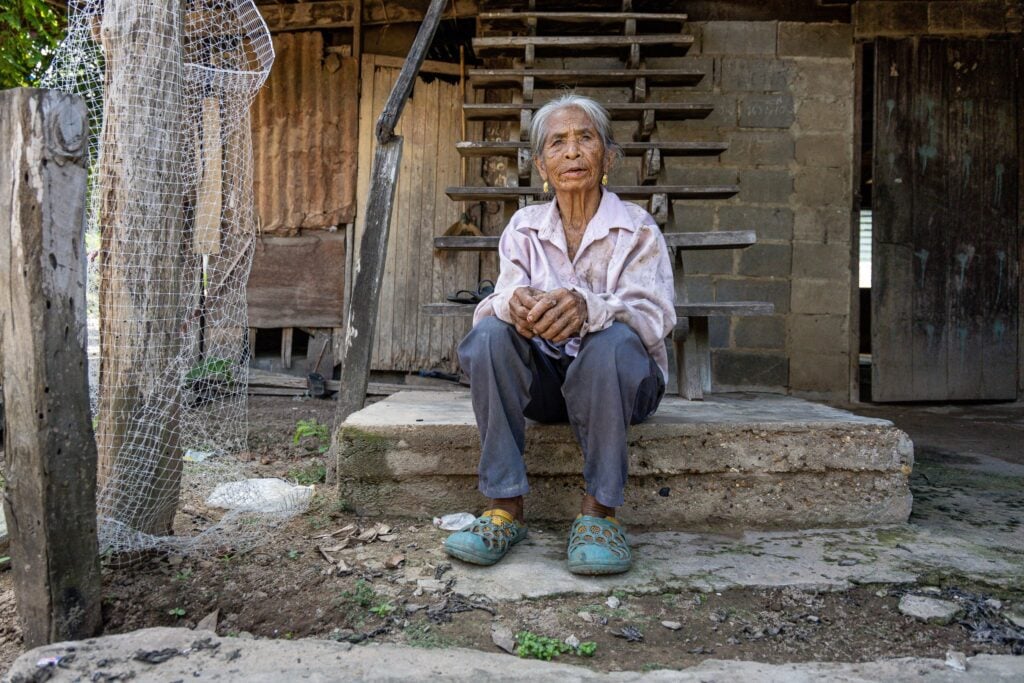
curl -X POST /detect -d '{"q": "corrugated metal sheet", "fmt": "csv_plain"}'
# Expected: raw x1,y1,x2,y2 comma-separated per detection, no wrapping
251,32,358,235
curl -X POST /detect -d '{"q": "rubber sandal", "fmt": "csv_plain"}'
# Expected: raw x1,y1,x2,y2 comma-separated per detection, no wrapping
566,515,632,575
446,289,480,304
443,508,528,566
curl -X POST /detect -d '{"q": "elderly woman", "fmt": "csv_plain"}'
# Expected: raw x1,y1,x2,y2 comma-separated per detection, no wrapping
443,93,676,575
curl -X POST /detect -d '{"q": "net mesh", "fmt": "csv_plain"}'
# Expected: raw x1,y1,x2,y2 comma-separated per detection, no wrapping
43,0,305,555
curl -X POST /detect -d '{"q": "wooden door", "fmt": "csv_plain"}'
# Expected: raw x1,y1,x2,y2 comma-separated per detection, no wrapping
872,38,1020,401
355,55,480,373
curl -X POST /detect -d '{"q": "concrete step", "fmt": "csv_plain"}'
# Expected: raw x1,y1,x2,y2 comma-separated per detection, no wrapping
336,391,913,530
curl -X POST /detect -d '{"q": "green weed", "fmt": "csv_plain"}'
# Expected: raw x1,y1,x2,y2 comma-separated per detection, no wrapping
515,631,597,661
293,419,330,453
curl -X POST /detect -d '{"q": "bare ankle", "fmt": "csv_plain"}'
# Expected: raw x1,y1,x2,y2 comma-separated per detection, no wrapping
581,494,615,519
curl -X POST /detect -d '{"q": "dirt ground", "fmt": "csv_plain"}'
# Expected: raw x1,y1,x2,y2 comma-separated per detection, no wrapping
2,396,1022,674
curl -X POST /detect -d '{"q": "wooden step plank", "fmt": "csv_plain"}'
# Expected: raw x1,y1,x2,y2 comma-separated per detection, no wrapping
445,185,738,202
463,102,711,121
455,140,728,158
423,301,774,318
472,34,695,56
463,102,712,121
478,11,689,25
469,68,704,88
434,230,757,252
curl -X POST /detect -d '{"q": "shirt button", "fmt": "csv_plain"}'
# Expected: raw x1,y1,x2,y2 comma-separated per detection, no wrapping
570,276,579,285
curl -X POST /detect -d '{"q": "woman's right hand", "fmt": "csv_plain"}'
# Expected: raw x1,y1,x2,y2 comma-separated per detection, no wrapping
509,286,544,338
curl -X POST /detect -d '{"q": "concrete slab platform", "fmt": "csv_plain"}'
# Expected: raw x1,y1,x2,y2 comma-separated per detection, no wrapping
337,392,913,528
7,628,1024,682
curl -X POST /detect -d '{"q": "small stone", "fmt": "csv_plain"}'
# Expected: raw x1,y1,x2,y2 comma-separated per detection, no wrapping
984,598,1003,610
1006,611,1024,628
578,611,594,623
945,650,967,672
404,603,426,615
838,558,858,567
898,595,963,625
416,579,445,593
805,615,820,623
490,623,516,655
195,609,219,633
919,586,942,595
710,609,728,623
606,596,621,609
564,635,580,649
875,589,888,598
661,621,682,631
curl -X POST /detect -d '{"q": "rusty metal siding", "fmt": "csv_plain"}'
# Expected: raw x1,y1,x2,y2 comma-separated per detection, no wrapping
251,31,358,235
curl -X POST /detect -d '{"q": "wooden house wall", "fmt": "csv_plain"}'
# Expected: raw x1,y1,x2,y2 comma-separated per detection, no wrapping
355,55,480,372
250,31,358,235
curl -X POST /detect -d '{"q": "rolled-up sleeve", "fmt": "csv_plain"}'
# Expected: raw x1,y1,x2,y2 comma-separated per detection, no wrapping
569,225,676,356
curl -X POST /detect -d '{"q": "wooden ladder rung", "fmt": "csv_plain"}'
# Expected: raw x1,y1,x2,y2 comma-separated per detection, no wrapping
463,102,712,122
468,68,705,89
478,11,690,26
472,34,695,56
445,185,739,202
455,140,728,158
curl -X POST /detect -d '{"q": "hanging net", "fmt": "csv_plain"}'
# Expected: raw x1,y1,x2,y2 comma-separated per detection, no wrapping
43,1,307,555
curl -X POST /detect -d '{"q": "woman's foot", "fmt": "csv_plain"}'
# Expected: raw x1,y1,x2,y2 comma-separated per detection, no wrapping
566,495,631,575
443,501,527,566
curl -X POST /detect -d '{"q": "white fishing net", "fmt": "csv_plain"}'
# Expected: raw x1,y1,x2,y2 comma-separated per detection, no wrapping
43,0,305,555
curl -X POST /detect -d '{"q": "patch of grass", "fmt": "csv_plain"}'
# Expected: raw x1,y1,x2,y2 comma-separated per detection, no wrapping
341,579,377,608
404,621,456,649
293,419,330,454
369,601,395,617
174,569,193,582
289,460,327,485
515,631,597,661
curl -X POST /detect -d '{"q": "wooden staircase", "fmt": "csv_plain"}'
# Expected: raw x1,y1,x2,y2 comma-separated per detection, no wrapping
424,0,774,399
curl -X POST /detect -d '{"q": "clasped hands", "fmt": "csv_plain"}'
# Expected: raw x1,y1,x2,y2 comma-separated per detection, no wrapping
508,286,588,343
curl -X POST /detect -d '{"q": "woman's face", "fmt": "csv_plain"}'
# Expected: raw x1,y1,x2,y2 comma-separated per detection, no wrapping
535,107,608,195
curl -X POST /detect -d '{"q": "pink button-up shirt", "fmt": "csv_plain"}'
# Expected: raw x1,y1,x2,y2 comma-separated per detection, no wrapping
473,190,677,380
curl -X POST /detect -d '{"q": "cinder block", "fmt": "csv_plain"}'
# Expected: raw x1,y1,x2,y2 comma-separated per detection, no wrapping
778,22,853,59
738,243,793,278
739,169,794,204
793,242,851,279
682,250,734,276
960,3,1007,32
647,55,716,92
720,58,792,92
794,167,851,208
681,275,714,302
720,130,795,166
656,95,737,131
793,62,853,101
711,349,789,389
797,98,853,132
670,204,715,233
794,207,853,244
739,94,795,129
790,314,850,349
853,2,929,38
928,2,1006,34
664,165,740,187
716,277,791,314
789,351,850,395
718,205,794,241
734,315,787,350
709,317,730,349
795,133,851,167
791,277,850,315
701,21,778,55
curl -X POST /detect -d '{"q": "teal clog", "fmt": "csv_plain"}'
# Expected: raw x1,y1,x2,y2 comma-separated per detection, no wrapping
566,515,632,575
443,508,528,566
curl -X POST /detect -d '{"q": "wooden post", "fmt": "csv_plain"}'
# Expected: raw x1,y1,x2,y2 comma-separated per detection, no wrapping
334,0,448,423
0,88,102,647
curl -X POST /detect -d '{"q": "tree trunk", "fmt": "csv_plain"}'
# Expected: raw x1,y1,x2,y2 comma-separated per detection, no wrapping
94,0,190,539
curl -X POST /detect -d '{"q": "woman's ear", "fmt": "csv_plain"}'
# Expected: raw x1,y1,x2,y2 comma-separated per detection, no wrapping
534,156,547,181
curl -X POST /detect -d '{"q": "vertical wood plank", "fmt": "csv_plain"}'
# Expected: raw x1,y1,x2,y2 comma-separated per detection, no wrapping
195,97,223,255
0,88,102,647
281,327,293,369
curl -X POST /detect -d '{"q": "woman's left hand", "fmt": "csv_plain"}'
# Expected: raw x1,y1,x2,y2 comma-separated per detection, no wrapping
527,288,588,343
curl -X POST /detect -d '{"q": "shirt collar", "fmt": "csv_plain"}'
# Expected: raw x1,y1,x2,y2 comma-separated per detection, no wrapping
531,189,638,245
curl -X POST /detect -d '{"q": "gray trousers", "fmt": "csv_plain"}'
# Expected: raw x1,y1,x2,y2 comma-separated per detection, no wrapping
457,317,665,508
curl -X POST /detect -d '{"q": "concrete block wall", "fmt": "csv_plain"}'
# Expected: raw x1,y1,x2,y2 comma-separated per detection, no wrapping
653,21,857,397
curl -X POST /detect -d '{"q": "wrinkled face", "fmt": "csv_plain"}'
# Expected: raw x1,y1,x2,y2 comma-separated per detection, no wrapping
535,107,608,195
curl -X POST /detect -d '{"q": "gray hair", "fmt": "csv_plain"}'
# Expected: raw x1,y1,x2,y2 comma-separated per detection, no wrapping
529,93,621,163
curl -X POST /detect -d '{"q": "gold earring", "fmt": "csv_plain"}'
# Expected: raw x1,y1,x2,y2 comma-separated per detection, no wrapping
602,173,608,187
543,180,549,193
